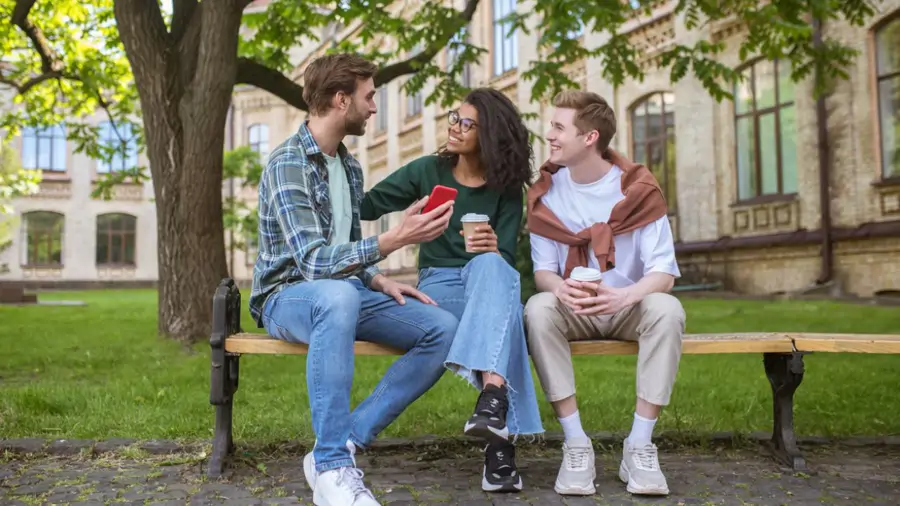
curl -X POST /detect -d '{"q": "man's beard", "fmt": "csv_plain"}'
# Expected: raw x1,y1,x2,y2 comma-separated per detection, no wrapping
344,110,366,136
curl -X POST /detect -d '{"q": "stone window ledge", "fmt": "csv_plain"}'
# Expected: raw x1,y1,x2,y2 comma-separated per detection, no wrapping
730,194,800,237
872,180,900,217
97,265,137,279
21,266,64,279
90,182,144,201
27,180,72,199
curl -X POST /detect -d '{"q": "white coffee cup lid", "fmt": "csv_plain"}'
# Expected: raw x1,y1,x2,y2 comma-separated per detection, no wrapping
461,213,490,222
570,266,603,282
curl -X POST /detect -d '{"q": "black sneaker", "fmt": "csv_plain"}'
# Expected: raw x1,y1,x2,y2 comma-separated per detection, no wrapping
482,440,523,492
464,384,509,441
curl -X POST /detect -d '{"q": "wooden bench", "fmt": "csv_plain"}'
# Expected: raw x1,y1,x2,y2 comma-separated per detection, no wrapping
207,278,900,478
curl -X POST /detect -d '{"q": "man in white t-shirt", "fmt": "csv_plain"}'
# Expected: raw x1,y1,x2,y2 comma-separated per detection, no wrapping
523,90,685,497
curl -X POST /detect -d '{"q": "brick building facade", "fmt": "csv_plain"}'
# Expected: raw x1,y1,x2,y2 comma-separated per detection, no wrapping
2,0,898,297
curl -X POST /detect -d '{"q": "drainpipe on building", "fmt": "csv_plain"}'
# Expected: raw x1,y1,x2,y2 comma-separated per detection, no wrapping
813,17,834,285
227,100,236,279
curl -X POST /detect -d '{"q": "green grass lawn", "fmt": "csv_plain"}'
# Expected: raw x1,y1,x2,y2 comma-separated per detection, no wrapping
1,289,898,445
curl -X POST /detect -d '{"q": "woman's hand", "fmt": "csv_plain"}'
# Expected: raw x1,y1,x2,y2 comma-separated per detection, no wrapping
461,224,499,254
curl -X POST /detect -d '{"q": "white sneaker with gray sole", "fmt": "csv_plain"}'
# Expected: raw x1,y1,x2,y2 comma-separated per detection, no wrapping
554,436,596,495
618,440,669,495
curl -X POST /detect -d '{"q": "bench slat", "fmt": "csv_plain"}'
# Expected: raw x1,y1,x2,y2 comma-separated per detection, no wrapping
224,332,803,356
793,334,900,354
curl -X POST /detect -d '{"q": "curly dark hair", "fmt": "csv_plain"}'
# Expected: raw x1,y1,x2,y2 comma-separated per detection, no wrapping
437,88,534,196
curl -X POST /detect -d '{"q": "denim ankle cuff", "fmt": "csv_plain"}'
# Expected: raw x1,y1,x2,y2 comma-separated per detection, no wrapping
348,434,366,451
315,457,356,473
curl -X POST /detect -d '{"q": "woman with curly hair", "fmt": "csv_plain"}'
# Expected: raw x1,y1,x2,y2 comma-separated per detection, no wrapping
360,87,543,493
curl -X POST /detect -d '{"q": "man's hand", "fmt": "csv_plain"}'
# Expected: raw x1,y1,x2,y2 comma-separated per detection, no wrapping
460,224,498,254
370,274,436,306
573,282,635,316
553,278,592,311
378,196,453,255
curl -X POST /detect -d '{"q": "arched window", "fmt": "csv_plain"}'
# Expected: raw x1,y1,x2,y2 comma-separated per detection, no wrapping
733,59,797,200
21,124,66,171
96,213,137,266
248,124,269,161
875,13,900,180
631,92,677,212
21,211,64,266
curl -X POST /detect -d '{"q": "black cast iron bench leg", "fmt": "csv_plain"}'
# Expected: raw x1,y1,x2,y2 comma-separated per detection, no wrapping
763,351,808,471
208,278,242,479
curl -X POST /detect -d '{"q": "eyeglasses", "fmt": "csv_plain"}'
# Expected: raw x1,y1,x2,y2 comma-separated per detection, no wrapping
448,110,477,133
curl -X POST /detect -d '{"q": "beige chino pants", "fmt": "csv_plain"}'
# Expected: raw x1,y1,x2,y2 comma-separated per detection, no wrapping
523,291,686,407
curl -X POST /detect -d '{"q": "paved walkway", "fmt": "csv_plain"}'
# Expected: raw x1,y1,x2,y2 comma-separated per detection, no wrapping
2,440,898,505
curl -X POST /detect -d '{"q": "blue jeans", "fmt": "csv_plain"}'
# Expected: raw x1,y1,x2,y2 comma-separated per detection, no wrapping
416,253,544,436
262,278,458,472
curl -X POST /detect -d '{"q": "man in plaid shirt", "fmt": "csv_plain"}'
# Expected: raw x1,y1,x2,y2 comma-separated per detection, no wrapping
249,54,458,506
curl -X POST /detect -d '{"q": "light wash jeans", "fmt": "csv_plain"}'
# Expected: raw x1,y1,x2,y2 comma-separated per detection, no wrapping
416,253,544,437
261,278,458,472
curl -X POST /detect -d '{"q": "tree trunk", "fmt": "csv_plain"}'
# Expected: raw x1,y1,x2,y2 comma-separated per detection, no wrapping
152,143,230,342
115,0,243,343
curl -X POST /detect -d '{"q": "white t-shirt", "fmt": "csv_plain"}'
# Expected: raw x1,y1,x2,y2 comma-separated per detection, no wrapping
530,165,680,288
323,152,352,245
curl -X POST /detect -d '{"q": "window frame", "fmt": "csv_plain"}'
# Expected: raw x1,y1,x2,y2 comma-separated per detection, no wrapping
375,86,389,134
873,11,900,183
97,121,138,174
630,91,677,214
492,0,518,76
21,124,67,173
248,123,270,161
732,58,798,204
95,213,137,267
447,28,472,88
21,211,65,268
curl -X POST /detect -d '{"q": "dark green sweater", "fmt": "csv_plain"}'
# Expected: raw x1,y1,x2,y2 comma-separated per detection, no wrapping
360,155,523,268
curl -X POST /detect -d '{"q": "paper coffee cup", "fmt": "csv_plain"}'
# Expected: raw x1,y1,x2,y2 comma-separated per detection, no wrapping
570,266,603,297
461,213,490,253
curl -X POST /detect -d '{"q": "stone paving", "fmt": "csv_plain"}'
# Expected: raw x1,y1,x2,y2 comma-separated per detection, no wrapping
2,439,899,505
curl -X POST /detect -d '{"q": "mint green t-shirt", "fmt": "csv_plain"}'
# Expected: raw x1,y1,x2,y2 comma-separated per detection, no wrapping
322,152,352,245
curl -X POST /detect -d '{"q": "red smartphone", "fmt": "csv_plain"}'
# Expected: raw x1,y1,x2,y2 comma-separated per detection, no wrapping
421,185,458,214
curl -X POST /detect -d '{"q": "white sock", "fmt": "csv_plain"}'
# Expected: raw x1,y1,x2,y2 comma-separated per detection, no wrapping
559,410,588,442
627,413,657,446
346,440,357,456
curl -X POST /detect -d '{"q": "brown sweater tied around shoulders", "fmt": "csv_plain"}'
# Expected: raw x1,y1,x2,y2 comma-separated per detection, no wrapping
525,148,668,278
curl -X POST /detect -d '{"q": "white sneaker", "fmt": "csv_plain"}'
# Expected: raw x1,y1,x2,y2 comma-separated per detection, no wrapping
304,440,357,492
618,439,669,495
553,437,596,495
313,467,380,506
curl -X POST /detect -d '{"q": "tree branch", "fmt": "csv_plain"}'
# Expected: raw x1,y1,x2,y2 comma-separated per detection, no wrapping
171,0,199,42
10,0,36,26
3,0,70,94
236,0,482,111
113,0,170,83
191,1,243,95
12,0,63,76
374,0,480,86
236,57,308,110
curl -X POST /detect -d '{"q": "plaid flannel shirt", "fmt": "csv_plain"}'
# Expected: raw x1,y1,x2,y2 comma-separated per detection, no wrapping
249,121,383,326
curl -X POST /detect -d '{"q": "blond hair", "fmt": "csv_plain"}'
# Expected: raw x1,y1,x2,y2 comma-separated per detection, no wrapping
553,90,616,152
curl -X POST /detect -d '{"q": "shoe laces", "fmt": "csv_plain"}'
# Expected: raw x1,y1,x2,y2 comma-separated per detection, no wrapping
486,443,517,476
475,387,508,416
563,444,591,470
631,443,660,471
337,467,374,499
